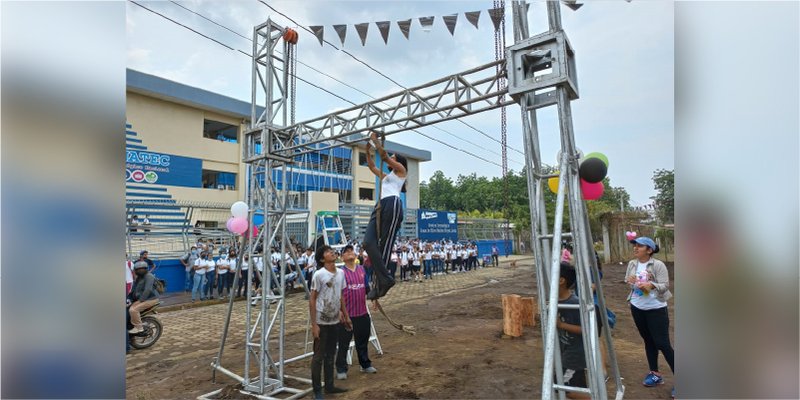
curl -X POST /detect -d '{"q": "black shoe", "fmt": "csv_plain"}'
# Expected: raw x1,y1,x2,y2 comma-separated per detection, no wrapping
314,390,324,400
375,278,395,298
366,285,380,300
325,387,348,394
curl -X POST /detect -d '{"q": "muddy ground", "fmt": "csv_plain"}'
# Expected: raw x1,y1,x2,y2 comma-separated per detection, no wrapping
127,259,674,399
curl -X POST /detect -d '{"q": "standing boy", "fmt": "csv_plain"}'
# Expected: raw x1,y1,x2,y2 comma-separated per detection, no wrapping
335,245,377,380
556,262,590,400
310,245,351,399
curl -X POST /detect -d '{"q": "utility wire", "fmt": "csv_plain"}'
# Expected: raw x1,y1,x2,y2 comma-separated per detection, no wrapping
253,0,526,159
152,0,520,166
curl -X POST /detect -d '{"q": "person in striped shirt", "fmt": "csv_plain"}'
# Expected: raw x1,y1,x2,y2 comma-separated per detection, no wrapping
335,245,377,379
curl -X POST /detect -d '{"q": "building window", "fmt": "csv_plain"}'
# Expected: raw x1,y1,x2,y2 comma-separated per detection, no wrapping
203,119,238,143
358,152,368,166
359,188,374,201
202,170,237,190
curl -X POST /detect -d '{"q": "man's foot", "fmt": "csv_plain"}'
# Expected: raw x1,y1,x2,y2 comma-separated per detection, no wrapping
128,326,144,334
324,387,347,394
360,366,377,374
336,371,347,380
313,390,324,400
375,278,395,298
643,371,664,387
671,386,675,399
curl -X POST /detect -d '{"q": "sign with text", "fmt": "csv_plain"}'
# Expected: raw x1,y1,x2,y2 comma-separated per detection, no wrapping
125,150,202,187
417,209,458,241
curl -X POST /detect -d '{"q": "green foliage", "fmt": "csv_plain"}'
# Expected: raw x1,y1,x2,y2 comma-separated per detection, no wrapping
420,168,633,241
651,169,674,224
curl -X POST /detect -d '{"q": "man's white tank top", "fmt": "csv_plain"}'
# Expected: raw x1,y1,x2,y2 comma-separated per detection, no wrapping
380,171,406,199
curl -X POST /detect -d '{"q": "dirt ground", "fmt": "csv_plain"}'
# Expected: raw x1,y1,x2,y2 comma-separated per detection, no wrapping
127,259,674,399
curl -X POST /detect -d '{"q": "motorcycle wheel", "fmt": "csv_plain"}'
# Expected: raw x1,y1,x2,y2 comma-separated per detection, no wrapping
130,315,162,349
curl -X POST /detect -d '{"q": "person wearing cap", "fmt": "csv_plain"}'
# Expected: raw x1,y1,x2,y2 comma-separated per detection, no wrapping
128,261,160,334
624,236,674,391
139,250,155,272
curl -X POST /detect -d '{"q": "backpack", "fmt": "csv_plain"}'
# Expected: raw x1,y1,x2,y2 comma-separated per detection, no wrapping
152,275,166,294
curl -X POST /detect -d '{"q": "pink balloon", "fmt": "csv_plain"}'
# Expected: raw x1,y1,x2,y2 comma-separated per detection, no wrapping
250,225,259,238
581,179,604,200
226,217,234,232
230,217,249,235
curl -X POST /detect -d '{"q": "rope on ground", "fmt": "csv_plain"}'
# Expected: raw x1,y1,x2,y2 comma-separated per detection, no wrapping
373,299,415,335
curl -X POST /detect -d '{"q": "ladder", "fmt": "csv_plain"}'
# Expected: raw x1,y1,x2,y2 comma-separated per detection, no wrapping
306,211,383,358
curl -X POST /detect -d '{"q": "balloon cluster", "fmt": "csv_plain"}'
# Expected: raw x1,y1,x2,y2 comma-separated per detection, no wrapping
625,231,637,241
547,151,609,201
226,201,249,235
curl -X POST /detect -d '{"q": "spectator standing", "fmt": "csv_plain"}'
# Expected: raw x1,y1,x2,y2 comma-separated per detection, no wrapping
309,245,350,399
335,245,377,380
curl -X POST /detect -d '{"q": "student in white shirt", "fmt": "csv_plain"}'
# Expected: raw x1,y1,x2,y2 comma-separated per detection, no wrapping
204,253,217,299
237,254,250,298
216,253,230,299
192,252,209,302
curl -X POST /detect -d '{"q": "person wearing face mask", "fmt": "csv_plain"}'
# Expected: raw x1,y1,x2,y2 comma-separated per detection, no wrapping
181,246,199,293
128,261,160,334
192,251,209,302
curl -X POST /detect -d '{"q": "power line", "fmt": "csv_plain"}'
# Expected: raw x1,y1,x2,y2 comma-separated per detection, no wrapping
252,0,527,159
129,0,506,169
159,1,522,165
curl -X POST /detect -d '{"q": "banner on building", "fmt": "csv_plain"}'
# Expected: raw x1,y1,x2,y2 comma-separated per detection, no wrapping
126,150,202,187
417,209,458,241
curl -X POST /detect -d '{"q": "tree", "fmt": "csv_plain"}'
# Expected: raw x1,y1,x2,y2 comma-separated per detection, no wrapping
420,170,455,210
651,169,674,224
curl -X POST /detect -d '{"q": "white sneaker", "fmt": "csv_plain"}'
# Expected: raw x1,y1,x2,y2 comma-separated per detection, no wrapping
336,371,347,380
360,366,377,374
128,326,144,334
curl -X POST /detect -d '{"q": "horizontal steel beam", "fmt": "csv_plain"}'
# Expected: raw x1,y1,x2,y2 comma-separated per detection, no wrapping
253,59,510,157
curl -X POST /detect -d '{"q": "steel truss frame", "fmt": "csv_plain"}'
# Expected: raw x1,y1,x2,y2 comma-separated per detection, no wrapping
208,2,624,399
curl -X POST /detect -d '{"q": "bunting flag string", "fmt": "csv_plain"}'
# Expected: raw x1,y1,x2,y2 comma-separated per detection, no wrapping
297,5,524,47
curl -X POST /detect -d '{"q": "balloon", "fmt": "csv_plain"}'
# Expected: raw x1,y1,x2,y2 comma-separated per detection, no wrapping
225,217,234,232
251,225,259,238
231,201,249,219
584,152,609,168
547,176,560,194
580,179,604,200
579,157,608,183
230,217,249,235
626,231,638,241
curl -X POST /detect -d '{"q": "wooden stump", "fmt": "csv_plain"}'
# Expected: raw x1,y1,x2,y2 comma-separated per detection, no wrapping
519,296,536,327
501,294,523,337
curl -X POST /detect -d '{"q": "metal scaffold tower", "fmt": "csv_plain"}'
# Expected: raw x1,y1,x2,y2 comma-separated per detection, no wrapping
207,2,623,399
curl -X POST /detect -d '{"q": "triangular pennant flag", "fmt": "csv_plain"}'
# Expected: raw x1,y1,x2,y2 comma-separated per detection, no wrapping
488,7,504,31
419,16,434,32
309,25,324,46
443,14,458,36
465,11,481,29
333,24,347,46
397,19,411,39
355,23,369,46
376,21,391,44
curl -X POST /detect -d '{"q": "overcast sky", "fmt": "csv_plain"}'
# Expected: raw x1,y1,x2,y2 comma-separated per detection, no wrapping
127,0,674,206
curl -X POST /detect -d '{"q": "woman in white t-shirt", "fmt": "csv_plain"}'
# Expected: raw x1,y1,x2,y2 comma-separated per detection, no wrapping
410,247,422,282
237,254,250,298
625,236,673,389
192,252,209,302
399,248,409,281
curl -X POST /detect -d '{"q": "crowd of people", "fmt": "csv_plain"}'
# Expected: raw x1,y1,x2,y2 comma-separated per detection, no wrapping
171,236,504,305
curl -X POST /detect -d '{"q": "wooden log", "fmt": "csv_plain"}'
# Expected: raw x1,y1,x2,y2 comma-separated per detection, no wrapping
501,294,523,337
519,296,536,327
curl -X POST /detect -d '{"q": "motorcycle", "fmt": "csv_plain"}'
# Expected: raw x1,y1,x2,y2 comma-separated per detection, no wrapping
128,301,163,350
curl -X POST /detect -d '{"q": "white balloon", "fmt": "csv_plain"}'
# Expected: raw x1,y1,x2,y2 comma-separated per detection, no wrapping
231,201,249,218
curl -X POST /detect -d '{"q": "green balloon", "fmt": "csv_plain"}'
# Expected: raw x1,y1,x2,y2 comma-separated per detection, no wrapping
585,152,608,168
